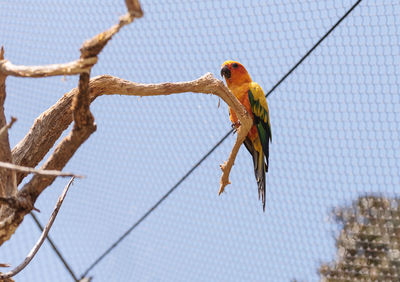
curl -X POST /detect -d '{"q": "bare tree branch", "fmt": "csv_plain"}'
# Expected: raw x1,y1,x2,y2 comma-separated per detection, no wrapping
2,1,145,247
1,0,248,250
17,0,145,207
0,57,98,78
0,195,40,213
11,86,82,185
80,14,132,59
0,161,83,179
0,276,13,282
0,117,16,139
0,196,21,210
0,0,144,252
4,73,250,246
13,73,252,196
0,47,16,198
0,178,75,280
218,133,246,195
125,0,143,17
11,3,144,185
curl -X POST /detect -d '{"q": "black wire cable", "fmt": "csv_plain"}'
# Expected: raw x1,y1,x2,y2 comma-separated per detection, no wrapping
30,213,79,282
78,0,362,278
80,130,232,279
264,0,362,98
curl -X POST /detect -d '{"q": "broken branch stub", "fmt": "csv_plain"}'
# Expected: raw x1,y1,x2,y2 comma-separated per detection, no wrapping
125,0,143,17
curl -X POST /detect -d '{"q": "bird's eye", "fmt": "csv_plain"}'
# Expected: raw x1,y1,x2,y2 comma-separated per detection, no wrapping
232,63,239,69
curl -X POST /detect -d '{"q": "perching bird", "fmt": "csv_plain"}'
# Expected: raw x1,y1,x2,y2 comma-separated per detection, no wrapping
221,60,271,211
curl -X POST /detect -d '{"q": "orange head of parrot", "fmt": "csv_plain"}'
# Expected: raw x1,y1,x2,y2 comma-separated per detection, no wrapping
220,60,252,88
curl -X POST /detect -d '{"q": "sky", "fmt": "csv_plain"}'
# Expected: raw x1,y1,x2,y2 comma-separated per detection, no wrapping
1,1,399,281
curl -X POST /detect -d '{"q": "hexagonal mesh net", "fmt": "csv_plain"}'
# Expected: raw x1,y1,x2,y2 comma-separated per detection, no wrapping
1,1,399,281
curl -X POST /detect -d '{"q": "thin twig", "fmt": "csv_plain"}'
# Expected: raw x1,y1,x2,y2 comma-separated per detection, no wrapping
0,177,75,280
0,161,83,178
0,57,98,78
218,125,248,194
0,117,16,138
125,0,143,17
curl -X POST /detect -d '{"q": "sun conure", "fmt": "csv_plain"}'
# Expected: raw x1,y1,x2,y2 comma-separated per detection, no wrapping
221,60,271,211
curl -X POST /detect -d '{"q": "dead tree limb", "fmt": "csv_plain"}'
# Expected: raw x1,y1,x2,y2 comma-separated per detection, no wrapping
125,0,143,17
0,57,98,78
11,6,143,186
0,47,16,198
0,1,144,246
0,161,83,179
17,0,145,209
3,73,251,246
13,73,252,196
0,0,250,250
0,178,75,280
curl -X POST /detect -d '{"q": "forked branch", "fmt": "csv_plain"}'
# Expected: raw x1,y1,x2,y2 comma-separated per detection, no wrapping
14,73,252,198
0,0,248,253
0,0,144,248
0,178,75,280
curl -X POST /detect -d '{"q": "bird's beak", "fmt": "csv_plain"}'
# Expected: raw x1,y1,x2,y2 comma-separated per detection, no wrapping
220,65,231,79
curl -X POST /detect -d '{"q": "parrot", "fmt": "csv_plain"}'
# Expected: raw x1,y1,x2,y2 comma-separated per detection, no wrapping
220,60,271,211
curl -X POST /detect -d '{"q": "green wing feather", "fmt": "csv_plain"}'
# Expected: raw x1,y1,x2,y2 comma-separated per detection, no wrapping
248,82,271,169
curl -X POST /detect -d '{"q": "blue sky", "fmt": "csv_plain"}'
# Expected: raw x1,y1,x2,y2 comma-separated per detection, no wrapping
1,1,399,281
